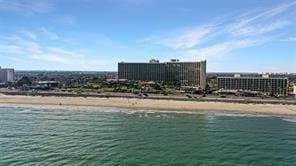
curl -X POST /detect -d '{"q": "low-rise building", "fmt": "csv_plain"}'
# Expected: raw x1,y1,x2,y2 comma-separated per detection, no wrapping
37,81,59,88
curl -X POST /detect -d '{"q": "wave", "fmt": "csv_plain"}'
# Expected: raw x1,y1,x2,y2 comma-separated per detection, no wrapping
207,112,273,118
282,118,296,123
0,103,293,118
18,109,33,113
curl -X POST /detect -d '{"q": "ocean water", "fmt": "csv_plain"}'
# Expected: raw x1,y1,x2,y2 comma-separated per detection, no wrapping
0,105,296,165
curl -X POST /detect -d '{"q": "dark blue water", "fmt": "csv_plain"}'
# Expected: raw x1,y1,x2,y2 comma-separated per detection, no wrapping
0,105,296,165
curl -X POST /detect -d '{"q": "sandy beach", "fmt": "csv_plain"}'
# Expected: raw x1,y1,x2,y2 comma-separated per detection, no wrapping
0,94,296,115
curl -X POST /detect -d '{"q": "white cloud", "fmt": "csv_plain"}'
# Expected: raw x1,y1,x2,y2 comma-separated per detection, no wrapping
27,44,92,65
141,1,295,61
40,27,60,40
280,37,296,42
24,41,42,54
61,16,76,26
0,45,23,54
56,16,76,26
31,53,69,64
0,33,108,69
0,0,54,15
111,0,154,6
20,30,37,40
229,20,290,37
143,25,214,49
184,39,263,60
229,1,296,30
227,1,296,37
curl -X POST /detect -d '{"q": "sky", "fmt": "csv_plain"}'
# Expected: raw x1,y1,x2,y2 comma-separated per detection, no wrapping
0,0,295,72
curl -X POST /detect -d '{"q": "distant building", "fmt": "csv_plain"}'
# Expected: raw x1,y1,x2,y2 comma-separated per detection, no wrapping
217,75,288,96
288,84,296,97
36,81,59,87
118,59,206,88
0,66,15,83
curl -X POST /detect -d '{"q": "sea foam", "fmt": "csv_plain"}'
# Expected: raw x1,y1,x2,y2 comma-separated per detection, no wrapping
282,118,296,123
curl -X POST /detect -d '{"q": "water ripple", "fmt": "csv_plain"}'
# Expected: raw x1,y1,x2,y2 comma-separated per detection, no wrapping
1,106,296,165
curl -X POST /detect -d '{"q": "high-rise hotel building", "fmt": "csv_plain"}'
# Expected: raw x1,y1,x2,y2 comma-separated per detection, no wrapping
217,75,288,96
118,59,206,89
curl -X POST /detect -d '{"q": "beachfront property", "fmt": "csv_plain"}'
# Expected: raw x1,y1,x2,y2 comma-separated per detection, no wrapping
118,59,207,89
288,84,296,97
217,74,288,96
0,66,15,83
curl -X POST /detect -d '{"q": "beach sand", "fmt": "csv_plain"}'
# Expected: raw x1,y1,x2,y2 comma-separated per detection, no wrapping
0,94,296,115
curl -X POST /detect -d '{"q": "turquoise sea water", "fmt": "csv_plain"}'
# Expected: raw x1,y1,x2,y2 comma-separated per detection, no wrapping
0,105,296,165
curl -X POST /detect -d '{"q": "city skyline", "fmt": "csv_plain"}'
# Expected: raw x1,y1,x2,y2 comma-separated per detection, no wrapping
0,0,295,72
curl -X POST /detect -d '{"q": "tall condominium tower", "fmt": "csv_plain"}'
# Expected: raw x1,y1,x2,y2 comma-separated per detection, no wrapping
0,66,15,83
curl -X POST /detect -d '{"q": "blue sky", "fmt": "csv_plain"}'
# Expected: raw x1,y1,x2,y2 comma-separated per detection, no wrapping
0,0,295,72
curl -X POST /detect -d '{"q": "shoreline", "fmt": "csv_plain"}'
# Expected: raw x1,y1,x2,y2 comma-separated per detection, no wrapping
1,95,296,116
1,91,296,105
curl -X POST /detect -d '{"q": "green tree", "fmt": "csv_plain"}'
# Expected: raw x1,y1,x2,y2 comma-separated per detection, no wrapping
17,76,32,86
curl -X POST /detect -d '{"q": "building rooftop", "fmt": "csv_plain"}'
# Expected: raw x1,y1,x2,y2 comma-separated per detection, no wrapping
119,60,206,64
217,76,288,79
